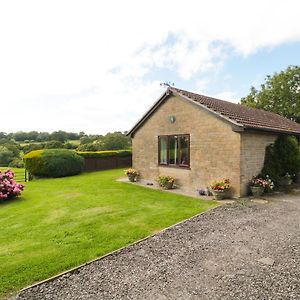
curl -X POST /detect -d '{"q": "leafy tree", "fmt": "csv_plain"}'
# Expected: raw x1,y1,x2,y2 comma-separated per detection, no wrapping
0,132,7,139
79,136,95,145
262,135,300,183
0,139,20,157
44,140,64,149
0,146,14,166
22,143,44,154
98,132,131,150
67,132,80,140
50,131,68,143
241,66,300,122
36,132,50,142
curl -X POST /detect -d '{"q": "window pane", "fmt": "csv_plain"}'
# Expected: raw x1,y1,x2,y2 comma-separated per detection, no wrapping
169,136,178,165
159,136,167,164
179,135,189,166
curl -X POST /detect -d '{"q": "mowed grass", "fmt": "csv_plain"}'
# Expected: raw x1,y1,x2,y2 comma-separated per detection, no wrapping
0,168,218,297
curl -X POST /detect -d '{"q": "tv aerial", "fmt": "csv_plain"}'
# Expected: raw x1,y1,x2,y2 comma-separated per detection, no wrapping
160,81,175,87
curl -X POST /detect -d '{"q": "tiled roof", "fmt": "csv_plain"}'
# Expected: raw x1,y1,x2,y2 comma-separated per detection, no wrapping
171,87,300,135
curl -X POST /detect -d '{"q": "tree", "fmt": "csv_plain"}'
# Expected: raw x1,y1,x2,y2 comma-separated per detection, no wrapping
98,132,131,150
50,131,68,143
36,132,50,142
0,132,7,139
0,139,20,157
0,146,14,166
241,66,300,122
262,135,300,183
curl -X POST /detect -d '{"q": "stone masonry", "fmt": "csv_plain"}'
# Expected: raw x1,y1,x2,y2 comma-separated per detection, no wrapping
132,95,243,196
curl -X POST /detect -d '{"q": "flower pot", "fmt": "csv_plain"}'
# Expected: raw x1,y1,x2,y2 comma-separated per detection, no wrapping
163,181,174,190
250,186,264,197
127,174,136,182
211,189,228,200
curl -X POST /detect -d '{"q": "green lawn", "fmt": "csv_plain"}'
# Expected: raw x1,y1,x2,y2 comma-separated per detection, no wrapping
0,168,218,298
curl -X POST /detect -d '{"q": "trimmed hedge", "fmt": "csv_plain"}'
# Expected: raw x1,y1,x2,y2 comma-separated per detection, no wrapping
76,149,132,158
24,149,84,178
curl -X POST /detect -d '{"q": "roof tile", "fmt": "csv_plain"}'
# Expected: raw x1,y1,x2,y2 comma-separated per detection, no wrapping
172,87,300,135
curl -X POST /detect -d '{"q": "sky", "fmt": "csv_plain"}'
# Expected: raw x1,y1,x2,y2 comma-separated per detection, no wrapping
1,0,300,134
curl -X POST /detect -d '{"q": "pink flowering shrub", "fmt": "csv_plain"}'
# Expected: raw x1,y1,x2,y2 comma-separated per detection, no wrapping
0,170,24,200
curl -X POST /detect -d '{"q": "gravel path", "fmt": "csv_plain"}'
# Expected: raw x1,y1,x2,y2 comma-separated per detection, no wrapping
13,194,300,300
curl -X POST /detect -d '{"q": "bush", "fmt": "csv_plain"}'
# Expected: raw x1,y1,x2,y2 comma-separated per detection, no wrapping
77,150,132,158
0,146,14,166
24,149,84,178
8,158,25,168
262,135,300,183
0,170,24,200
22,143,44,154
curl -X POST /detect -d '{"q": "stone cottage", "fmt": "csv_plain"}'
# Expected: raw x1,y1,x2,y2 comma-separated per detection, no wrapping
127,87,300,197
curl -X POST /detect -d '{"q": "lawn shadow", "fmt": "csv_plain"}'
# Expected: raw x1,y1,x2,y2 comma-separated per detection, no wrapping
0,196,25,206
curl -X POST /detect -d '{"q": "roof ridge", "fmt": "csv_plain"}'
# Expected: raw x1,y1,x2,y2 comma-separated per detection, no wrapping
127,87,300,137
169,87,300,135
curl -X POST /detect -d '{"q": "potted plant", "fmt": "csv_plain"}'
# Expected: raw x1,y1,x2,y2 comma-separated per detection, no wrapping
249,176,273,197
125,168,139,182
156,175,175,189
263,175,275,194
209,178,230,200
278,173,293,186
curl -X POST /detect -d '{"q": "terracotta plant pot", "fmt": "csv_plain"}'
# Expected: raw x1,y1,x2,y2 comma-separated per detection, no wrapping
250,186,264,197
211,189,228,200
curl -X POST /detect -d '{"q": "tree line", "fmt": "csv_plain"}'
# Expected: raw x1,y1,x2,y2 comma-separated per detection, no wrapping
0,131,86,143
0,131,131,167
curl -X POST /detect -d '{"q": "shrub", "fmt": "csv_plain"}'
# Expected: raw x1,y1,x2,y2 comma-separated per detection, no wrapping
8,158,25,168
262,135,300,183
77,150,132,158
0,146,14,166
0,170,24,200
24,149,84,178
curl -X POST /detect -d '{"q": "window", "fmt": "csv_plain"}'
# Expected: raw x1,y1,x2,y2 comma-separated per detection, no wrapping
158,134,190,167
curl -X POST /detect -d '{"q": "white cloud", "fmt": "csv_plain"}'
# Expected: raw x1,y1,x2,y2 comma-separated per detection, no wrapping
0,0,299,133
212,91,239,103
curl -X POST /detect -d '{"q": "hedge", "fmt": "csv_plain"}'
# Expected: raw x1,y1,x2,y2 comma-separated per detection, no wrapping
76,149,132,158
23,149,84,178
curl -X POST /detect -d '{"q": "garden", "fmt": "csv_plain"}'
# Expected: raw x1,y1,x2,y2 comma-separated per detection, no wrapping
0,167,218,298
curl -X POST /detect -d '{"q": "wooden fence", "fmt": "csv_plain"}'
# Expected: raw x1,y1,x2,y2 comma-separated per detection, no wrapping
83,155,132,172
14,169,31,182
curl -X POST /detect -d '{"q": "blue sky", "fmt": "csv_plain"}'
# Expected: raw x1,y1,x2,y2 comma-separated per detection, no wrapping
0,0,300,134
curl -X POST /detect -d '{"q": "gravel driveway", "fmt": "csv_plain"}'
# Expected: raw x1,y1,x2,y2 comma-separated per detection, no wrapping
13,194,300,300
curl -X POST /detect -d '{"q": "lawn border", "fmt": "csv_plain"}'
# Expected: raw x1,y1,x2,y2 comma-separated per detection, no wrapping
15,202,222,297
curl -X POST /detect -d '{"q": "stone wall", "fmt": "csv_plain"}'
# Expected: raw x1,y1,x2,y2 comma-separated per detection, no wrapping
240,131,277,196
132,95,242,196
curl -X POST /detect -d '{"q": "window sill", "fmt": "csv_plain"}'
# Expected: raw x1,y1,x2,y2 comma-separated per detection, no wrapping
158,164,191,170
